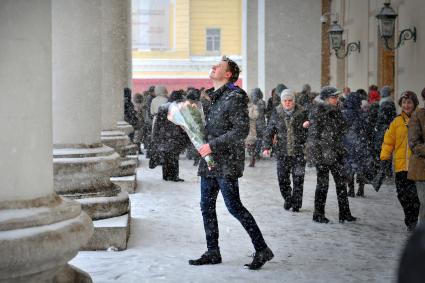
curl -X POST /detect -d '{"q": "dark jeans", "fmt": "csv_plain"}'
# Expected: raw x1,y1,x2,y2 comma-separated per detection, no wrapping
395,171,420,228
162,153,179,180
200,177,267,252
314,163,351,217
277,155,306,209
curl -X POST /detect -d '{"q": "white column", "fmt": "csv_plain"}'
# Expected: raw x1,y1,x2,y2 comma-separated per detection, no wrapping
101,0,128,130
0,1,93,281
52,0,129,220
101,0,139,177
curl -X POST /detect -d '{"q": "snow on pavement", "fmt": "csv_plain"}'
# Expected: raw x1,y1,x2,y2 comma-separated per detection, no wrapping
71,156,410,283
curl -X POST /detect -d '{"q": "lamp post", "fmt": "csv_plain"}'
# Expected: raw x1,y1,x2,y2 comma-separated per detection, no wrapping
328,20,360,59
376,1,416,50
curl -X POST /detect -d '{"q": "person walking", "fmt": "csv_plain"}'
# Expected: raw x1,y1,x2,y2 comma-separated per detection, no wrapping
342,92,372,197
380,91,420,231
263,89,309,212
408,88,425,224
189,56,274,270
246,92,260,167
307,86,356,224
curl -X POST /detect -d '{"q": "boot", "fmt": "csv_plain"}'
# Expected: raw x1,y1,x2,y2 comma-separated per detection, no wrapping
339,213,357,223
313,213,329,223
244,247,274,270
356,183,365,197
249,155,256,167
189,250,222,265
347,180,355,198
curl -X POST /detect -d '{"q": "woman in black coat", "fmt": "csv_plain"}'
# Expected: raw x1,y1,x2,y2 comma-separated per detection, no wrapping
342,92,373,197
307,86,356,223
151,90,190,182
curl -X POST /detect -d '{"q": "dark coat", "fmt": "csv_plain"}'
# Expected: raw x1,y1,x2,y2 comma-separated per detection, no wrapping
250,89,266,138
307,102,348,165
342,94,373,177
266,95,281,123
374,98,397,155
198,83,249,179
151,102,190,157
124,88,138,127
263,104,308,157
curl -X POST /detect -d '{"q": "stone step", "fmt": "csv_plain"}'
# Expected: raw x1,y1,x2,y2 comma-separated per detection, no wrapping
81,213,130,251
110,175,137,194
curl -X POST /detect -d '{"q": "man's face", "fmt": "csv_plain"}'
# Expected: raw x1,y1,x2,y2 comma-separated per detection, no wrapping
282,98,295,110
209,60,231,82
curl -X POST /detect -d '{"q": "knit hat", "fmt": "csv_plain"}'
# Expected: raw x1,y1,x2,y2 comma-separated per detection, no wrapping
319,86,341,100
275,84,287,96
380,86,392,98
281,89,295,101
398,91,419,109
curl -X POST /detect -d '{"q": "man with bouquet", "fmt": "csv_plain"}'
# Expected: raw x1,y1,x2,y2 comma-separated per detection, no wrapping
189,56,274,270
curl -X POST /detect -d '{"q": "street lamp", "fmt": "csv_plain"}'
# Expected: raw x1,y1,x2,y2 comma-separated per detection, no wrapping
376,1,416,50
328,20,360,59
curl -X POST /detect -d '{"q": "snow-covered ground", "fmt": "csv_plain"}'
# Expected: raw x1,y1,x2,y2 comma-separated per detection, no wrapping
71,156,410,283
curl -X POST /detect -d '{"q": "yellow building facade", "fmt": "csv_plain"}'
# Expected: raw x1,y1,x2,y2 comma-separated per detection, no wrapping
132,0,242,92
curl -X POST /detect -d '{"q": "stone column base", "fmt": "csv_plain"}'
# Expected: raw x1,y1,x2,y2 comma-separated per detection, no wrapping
111,175,136,194
0,194,93,283
53,144,130,221
82,213,130,251
117,121,134,136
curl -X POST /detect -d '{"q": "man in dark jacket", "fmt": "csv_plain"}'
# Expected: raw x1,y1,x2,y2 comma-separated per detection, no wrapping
151,90,189,181
307,86,356,224
143,85,155,158
263,89,309,212
189,56,273,270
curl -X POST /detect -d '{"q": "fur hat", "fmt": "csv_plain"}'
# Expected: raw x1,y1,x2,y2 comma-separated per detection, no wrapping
319,86,341,100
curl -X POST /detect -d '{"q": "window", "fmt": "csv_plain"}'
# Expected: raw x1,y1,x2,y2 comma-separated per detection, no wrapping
206,28,220,53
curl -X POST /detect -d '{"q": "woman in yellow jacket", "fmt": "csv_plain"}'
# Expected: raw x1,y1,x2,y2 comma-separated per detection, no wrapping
380,91,420,231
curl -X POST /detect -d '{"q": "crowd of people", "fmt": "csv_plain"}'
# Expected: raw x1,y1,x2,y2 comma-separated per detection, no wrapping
124,56,425,270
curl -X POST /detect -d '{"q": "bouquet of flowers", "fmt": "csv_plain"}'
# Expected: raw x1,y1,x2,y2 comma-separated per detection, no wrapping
167,101,215,170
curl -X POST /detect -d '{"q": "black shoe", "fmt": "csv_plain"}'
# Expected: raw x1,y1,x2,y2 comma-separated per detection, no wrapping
406,223,417,232
339,214,357,223
292,207,300,213
170,178,184,182
313,214,329,223
347,189,355,198
283,200,292,211
189,250,222,266
244,247,274,270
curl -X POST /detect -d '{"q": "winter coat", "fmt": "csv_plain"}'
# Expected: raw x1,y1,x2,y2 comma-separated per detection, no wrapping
266,95,281,123
380,112,412,173
263,104,308,157
307,103,348,165
374,97,397,155
408,108,425,181
143,94,155,126
250,89,266,138
198,83,249,179
152,102,190,155
296,92,313,114
341,94,373,176
124,89,138,127
246,103,260,146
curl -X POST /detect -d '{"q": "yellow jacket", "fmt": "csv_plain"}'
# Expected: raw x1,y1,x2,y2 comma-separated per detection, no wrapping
380,112,412,172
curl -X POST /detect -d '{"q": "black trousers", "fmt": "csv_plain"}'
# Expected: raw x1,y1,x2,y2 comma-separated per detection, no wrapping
314,163,351,217
162,153,179,180
277,155,306,209
395,171,420,228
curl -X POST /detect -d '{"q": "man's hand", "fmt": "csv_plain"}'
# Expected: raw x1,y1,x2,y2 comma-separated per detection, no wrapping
263,149,270,157
303,121,310,128
198,144,212,157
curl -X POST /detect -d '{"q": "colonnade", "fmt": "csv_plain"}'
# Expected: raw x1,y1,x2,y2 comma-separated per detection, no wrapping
0,0,135,281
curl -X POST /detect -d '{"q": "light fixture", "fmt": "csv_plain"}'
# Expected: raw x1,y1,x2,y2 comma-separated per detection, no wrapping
376,1,416,50
328,20,360,59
